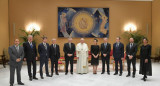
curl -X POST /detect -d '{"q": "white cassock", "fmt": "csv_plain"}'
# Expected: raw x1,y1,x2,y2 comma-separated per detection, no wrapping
76,43,89,74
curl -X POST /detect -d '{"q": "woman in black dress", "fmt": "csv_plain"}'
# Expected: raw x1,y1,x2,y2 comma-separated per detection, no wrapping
91,39,100,74
139,38,152,81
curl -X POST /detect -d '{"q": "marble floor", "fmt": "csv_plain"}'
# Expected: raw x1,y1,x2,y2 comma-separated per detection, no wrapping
0,61,160,86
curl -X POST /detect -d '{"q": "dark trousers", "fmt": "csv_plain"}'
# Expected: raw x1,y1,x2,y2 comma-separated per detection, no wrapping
27,59,36,78
51,59,58,74
10,64,22,84
65,57,74,73
102,57,110,73
40,57,49,76
114,58,123,74
127,59,136,75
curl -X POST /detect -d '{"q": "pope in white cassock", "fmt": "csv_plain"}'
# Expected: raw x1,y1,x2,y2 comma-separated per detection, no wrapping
76,38,89,74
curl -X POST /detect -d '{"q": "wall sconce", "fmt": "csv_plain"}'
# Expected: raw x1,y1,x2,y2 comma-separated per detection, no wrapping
124,23,137,32
26,23,40,32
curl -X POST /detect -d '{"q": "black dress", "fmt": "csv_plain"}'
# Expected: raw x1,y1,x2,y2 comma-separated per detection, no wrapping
139,44,152,76
91,45,100,65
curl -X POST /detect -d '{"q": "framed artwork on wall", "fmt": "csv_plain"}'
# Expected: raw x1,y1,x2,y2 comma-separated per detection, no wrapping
58,7,109,38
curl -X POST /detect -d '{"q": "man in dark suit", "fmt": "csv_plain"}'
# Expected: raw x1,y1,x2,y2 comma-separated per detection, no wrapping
8,39,24,86
38,37,51,79
63,38,75,75
101,37,111,75
23,35,38,81
50,38,60,76
113,37,124,76
126,38,138,78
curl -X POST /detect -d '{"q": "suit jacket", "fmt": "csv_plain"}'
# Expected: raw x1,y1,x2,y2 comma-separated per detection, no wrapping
23,42,37,61
49,44,60,60
8,45,24,66
101,43,111,58
113,42,124,59
38,43,50,61
126,43,138,60
63,43,75,58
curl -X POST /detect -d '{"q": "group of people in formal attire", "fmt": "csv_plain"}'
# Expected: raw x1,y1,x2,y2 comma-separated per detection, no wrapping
8,35,152,86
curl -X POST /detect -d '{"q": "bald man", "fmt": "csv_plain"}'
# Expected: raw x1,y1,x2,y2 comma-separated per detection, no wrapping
126,38,137,78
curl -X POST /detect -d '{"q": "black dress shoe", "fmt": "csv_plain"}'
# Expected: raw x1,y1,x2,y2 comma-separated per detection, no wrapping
143,78,146,81
33,77,38,80
113,73,118,75
107,72,110,75
10,84,13,86
101,72,105,74
145,76,147,78
126,74,130,77
65,72,68,75
119,73,122,76
29,77,32,81
132,75,135,78
51,73,53,77
18,82,24,85
56,73,59,75
46,75,52,77
41,76,44,79
71,72,73,75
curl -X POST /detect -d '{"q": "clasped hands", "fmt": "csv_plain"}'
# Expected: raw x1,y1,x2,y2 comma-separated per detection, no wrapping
24,57,38,61
93,54,99,58
128,55,133,60
67,54,73,57
16,58,21,62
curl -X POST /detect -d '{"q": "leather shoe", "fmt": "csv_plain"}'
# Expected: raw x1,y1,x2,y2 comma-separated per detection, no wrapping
56,73,59,75
101,72,105,74
65,72,68,75
132,75,135,78
41,76,44,79
113,73,118,75
107,72,110,75
29,77,32,81
119,73,122,76
126,74,130,77
46,75,52,77
18,82,24,85
33,77,38,80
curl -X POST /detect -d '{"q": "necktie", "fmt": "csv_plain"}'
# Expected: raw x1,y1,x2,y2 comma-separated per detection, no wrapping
54,44,56,54
116,43,119,47
30,42,33,48
16,46,19,53
130,43,133,48
44,43,47,50
69,43,71,49
104,43,107,48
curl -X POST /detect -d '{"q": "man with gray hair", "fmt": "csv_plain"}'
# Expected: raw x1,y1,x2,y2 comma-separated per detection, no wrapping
49,38,60,76
63,37,75,75
23,35,38,81
8,39,24,86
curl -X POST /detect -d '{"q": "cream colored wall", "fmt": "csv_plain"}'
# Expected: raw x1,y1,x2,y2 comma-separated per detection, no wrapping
0,0,9,55
152,0,160,56
9,0,152,56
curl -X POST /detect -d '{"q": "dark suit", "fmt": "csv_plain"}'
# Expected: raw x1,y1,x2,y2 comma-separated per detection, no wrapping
63,43,75,73
113,42,124,74
23,42,37,78
126,43,137,75
101,43,111,73
38,43,50,77
8,45,24,85
49,44,60,74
